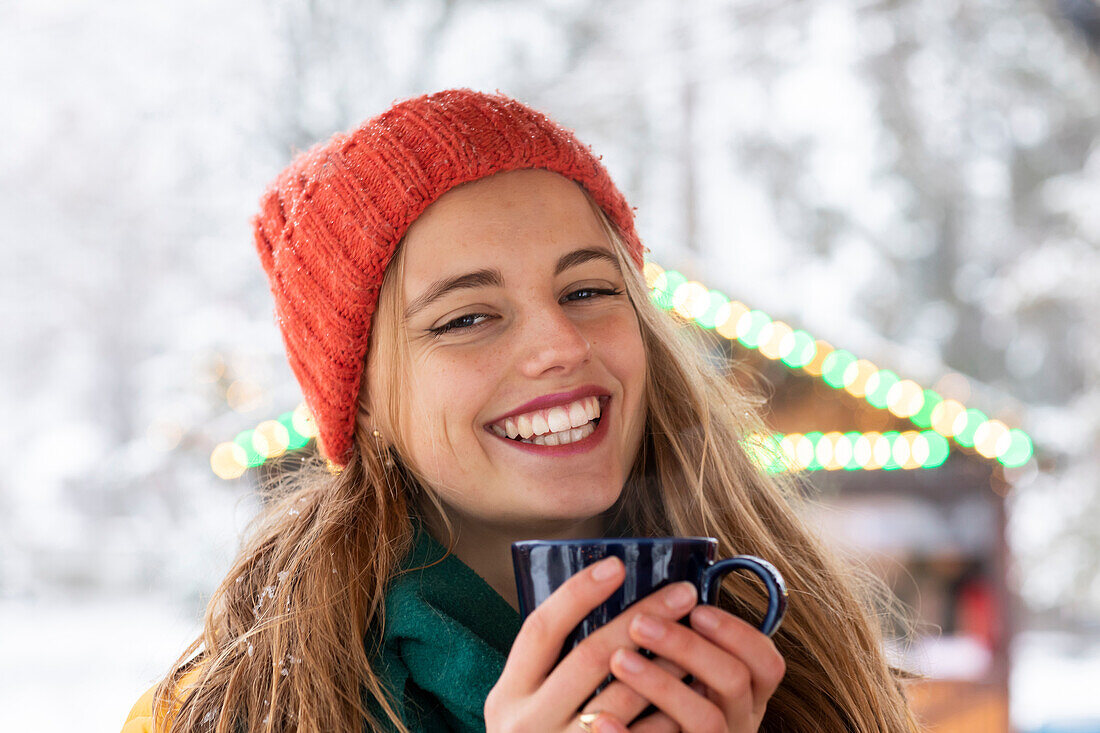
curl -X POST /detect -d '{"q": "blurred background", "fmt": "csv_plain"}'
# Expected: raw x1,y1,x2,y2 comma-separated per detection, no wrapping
2,0,1098,730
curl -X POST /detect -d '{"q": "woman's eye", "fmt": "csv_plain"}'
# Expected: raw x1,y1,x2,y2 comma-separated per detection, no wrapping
428,313,491,336
562,287,623,302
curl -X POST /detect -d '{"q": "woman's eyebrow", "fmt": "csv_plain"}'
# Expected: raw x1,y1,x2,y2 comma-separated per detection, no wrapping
404,269,503,320
554,247,621,276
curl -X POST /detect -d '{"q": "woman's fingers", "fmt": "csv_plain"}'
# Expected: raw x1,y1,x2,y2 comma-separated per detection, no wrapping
609,649,729,732
603,607,787,730
688,606,785,708
627,711,681,733
579,656,688,726
496,556,626,697
535,581,698,710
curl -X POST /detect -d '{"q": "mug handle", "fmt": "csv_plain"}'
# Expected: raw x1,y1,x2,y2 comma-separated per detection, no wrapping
700,556,788,638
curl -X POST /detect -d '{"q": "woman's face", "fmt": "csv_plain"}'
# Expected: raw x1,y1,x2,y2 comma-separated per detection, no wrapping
368,169,647,533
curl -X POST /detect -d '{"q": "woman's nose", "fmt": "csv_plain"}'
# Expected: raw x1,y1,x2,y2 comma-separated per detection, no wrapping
516,305,592,378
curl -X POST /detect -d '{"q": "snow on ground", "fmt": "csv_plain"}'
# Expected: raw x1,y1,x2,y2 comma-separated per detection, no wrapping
1012,631,1100,732
0,595,200,732
2,594,1099,732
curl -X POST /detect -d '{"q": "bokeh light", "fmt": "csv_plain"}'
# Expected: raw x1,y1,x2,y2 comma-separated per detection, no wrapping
695,290,730,330
974,418,1011,459
953,408,988,448
292,403,319,439
759,321,793,360
233,430,265,468
671,280,711,321
911,389,942,428
803,340,833,376
822,349,857,388
865,369,900,409
737,310,772,348
887,380,925,418
252,419,290,459
210,442,248,480
278,411,310,450
651,269,686,311
715,300,750,340
998,429,1034,467
643,261,665,289
843,359,878,398
931,399,966,437
780,330,817,368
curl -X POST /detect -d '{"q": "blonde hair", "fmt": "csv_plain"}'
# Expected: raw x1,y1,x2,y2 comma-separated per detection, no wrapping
157,186,915,732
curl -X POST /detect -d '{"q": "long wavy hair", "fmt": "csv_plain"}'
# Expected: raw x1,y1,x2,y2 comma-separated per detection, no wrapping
155,189,916,732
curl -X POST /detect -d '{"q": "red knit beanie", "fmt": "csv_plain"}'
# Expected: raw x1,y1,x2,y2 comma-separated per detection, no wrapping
252,89,645,466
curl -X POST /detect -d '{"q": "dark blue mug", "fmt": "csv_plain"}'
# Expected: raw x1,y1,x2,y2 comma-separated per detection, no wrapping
511,537,788,664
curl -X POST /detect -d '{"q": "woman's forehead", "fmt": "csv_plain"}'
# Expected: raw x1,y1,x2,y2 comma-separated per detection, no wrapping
399,169,612,281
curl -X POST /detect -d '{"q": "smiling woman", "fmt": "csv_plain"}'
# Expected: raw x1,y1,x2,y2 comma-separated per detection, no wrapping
124,90,918,733
364,170,648,589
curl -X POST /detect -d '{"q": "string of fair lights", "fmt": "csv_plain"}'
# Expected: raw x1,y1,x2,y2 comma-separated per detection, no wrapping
209,262,1035,480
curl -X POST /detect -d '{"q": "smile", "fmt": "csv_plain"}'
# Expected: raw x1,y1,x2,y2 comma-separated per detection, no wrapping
487,396,603,446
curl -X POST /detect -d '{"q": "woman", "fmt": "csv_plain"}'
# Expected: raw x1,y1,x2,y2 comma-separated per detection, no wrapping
124,89,916,732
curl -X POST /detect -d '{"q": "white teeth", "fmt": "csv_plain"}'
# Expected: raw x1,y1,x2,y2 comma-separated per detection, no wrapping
531,413,550,436
490,396,605,443
522,420,596,446
547,407,571,433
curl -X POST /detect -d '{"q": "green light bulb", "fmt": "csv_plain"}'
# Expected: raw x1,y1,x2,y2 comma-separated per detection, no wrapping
998,429,1033,467
234,430,266,468
821,350,856,388
911,390,941,429
866,370,899,409
921,431,950,468
954,409,987,448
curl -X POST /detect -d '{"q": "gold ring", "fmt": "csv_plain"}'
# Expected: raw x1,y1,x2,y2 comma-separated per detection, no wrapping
578,711,602,732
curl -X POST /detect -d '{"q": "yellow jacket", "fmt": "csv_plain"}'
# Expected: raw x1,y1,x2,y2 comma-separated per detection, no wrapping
121,670,200,733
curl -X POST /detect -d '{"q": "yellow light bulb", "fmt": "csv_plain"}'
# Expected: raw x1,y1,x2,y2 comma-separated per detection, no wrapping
844,360,878,397
803,341,834,377
853,434,874,468
795,435,816,470
887,380,925,418
832,433,853,469
783,431,800,464
672,281,711,320
759,321,793,360
815,434,835,469
974,419,1010,459
872,433,892,468
211,442,248,480
892,434,911,467
715,301,750,340
253,419,291,458
908,432,930,468
931,399,965,437
292,403,319,439
643,262,665,289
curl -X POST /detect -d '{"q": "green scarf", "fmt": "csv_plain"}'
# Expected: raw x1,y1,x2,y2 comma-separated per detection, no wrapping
368,526,524,732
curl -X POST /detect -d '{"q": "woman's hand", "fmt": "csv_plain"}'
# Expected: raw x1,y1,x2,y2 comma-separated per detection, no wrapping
594,604,786,732
484,556,699,732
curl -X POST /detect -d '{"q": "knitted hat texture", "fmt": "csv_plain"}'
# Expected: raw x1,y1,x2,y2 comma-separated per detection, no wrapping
252,89,644,465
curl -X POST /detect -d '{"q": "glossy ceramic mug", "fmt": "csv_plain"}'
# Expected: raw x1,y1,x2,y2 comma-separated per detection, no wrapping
511,537,788,665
